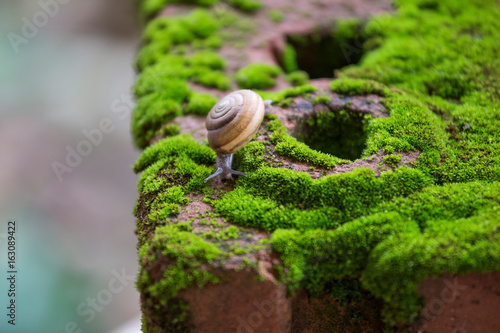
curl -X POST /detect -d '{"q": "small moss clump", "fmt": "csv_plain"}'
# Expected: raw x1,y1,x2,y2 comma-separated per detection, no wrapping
286,70,309,86
330,78,392,97
236,63,282,89
234,141,267,172
132,94,183,148
282,44,298,73
159,123,181,138
134,134,215,173
312,95,331,105
187,51,226,70
383,153,403,168
191,69,231,90
225,0,262,12
185,92,218,115
258,84,318,103
269,9,284,22
140,0,219,22
140,0,262,23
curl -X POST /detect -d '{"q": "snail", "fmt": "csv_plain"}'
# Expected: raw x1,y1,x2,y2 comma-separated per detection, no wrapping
204,89,268,182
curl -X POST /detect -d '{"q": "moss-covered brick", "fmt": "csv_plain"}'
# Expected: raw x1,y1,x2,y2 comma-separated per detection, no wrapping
133,0,500,330
273,181,500,324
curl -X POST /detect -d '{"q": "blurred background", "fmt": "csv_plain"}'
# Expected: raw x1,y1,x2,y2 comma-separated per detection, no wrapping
0,0,143,332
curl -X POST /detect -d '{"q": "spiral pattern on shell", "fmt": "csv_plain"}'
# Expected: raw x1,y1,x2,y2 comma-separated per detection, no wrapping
206,90,265,155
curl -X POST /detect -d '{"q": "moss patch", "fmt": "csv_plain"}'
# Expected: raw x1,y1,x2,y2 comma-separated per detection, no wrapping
139,0,262,23
131,9,224,148
235,63,282,90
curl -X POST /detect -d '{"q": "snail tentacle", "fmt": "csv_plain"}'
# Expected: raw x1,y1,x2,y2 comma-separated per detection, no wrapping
264,100,273,114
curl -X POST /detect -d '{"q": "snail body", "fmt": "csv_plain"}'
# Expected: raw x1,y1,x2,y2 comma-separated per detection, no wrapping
204,89,265,182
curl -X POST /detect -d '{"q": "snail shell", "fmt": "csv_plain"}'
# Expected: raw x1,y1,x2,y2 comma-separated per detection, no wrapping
206,90,265,155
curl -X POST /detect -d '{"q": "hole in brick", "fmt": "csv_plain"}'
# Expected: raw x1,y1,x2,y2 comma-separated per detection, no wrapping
275,27,366,78
296,110,369,160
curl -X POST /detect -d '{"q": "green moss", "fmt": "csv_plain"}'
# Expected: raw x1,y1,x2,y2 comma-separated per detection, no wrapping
159,122,181,138
183,8,219,38
191,69,231,90
286,70,309,86
140,0,261,22
137,223,223,300
264,1,500,325
234,140,267,172
185,92,218,115
258,84,318,103
236,63,282,89
132,94,182,148
134,72,190,100
225,0,262,12
268,9,284,22
134,135,274,329
341,1,500,102
138,159,168,195
312,95,331,105
383,145,395,154
282,44,298,73
273,181,500,324
330,78,392,97
149,186,189,221
214,166,430,231
131,8,236,147
383,153,403,168
133,134,215,173
188,51,226,70
135,40,172,71
333,18,362,41
140,0,219,22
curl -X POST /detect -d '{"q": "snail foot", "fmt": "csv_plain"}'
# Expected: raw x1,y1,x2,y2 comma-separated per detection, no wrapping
204,168,248,183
